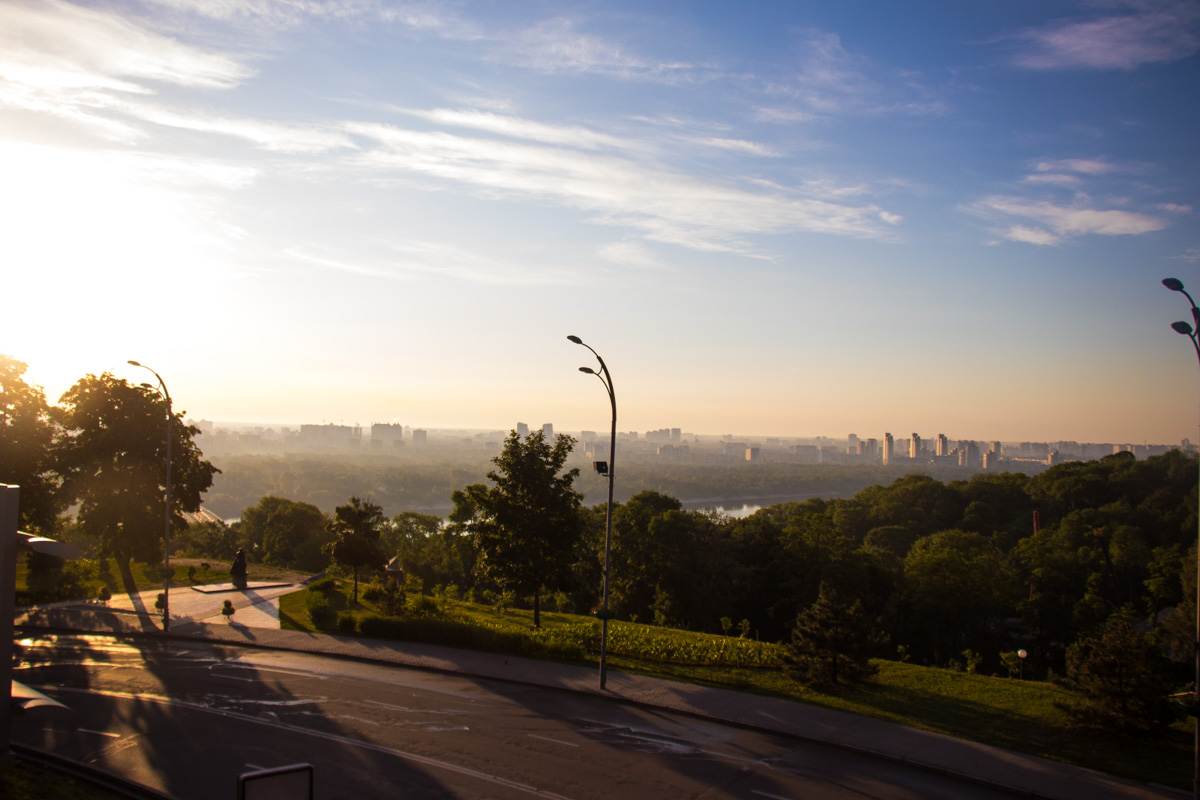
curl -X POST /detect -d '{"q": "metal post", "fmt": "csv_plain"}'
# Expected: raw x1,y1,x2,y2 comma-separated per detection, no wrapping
568,336,616,689
129,361,172,632
1161,278,1200,800
1,485,20,755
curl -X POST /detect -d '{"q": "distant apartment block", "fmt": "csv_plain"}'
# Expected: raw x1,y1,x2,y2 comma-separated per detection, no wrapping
370,423,404,449
412,429,427,447
542,423,554,439
516,422,529,437
299,424,362,451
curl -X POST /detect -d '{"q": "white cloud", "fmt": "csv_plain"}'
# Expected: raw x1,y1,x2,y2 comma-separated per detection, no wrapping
1008,0,1200,70
0,0,252,141
129,102,358,153
1034,158,1119,176
488,17,703,81
342,118,896,252
399,108,631,151
972,195,1168,244
0,0,250,91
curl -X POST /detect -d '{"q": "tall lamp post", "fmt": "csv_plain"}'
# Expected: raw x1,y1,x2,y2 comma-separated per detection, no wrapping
568,335,616,690
1162,277,1200,800
128,360,173,633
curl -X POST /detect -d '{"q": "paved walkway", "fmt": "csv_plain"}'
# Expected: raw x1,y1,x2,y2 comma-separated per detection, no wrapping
14,585,1188,800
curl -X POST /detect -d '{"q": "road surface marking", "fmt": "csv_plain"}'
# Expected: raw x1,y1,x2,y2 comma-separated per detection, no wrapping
528,734,579,747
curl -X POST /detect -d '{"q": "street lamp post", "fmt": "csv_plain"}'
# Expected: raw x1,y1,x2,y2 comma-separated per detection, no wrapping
568,335,616,690
128,360,173,633
1162,277,1200,800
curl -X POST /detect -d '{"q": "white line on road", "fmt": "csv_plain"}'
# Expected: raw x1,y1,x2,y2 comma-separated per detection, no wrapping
47,686,578,800
527,734,579,748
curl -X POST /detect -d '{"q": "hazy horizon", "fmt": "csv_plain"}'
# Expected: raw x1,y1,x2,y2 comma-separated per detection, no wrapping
3,1,1197,445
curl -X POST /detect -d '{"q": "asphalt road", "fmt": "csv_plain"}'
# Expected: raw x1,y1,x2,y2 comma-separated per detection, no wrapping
12,633,1024,800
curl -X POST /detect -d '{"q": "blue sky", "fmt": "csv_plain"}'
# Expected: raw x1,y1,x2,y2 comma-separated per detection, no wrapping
1,0,1197,444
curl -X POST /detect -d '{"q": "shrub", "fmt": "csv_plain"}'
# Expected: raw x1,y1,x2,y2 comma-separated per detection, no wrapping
337,612,358,634
407,594,439,616
306,590,336,629
1059,612,1179,736
361,584,386,603
784,584,881,687
308,576,339,595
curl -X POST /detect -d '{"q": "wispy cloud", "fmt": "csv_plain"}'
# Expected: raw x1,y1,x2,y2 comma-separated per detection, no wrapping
1005,0,1200,70
487,17,707,82
971,155,1176,244
759,28,948,121
0,0,250,91
0,0,251,140
343,118,898,252
971,195,1168,245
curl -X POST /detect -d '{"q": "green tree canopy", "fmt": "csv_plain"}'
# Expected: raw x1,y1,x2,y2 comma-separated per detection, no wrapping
461,429,582,627
0,353,64,533
57,373,218,588
235,495,330,571
323,496,386,603
784,583,882,686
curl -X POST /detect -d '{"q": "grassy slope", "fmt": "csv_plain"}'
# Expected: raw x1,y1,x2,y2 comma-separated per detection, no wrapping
279,586,1191,789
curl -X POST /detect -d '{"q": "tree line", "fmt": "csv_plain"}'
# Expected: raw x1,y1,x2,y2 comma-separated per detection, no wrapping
5,351,1195,728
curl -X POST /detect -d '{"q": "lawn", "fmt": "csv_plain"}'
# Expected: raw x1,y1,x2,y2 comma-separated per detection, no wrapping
279,581,1192,789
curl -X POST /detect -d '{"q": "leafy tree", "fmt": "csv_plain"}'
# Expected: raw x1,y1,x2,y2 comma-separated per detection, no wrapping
56,373,218,590
0,353,64,532
1060,611,1178,736
235,495,330,570
784,583,881,686
462,430,582,627
383,510,474,593
903,529,1016,663
608,490,684,621
175,520,240,560
323,496,386,603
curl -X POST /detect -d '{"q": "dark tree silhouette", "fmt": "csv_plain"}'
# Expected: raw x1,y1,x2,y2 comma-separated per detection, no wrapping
323,496,387,604
784,583,881,687
458,430,582,627
57,373,218,592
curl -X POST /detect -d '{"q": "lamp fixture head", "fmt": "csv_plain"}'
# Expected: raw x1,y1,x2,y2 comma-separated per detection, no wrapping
1163,278,1185,292
567,335,582,344
1172,321,1194,335
579,367,595,374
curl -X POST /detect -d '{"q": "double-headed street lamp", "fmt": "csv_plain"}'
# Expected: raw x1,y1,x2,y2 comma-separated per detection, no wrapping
128,360,173,633
1162,277,1200,800
568,335,617,690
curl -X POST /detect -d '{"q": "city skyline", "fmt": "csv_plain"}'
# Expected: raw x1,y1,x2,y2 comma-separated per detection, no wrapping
2,1,1198,444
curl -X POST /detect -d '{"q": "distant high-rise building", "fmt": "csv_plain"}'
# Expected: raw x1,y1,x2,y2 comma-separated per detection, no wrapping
883,433,894,465
909,433,922,460
671,428,681,443
959,441,980,468
865,438,878,458
412,429,427,447
935,434,948,457
542,423,554,439
371,423,404,448
745,447,761,462
847,433,859,455
516,422,529,437
990,441,1002,455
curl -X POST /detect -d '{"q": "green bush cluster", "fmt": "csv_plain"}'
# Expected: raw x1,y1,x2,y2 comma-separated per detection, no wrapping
607,622,782,667
306,590,337,628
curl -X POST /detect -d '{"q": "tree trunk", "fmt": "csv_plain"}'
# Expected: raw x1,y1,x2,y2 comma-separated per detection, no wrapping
116,556,137,598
